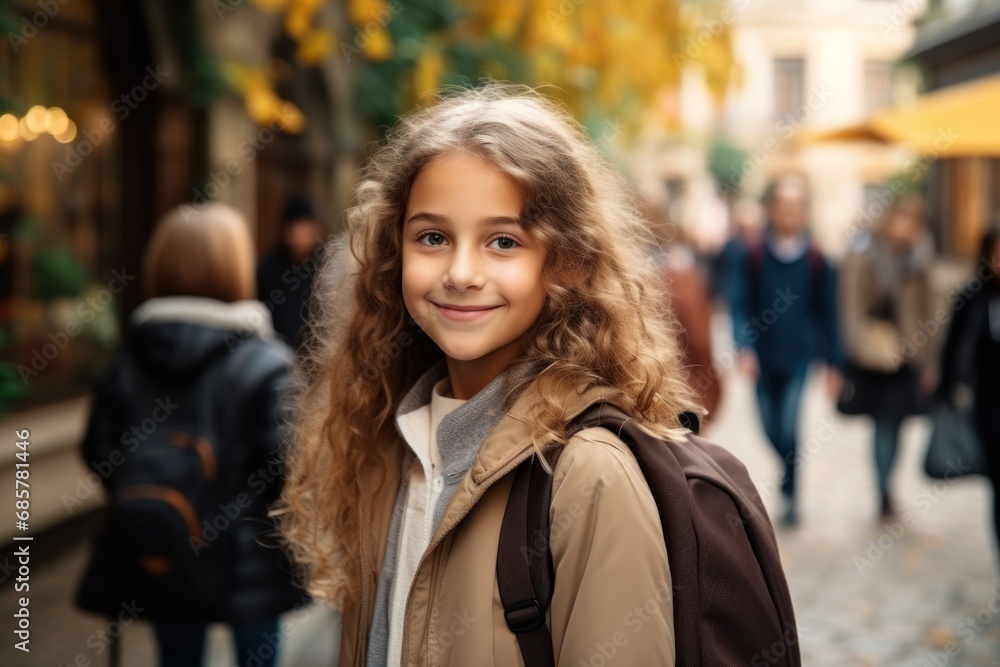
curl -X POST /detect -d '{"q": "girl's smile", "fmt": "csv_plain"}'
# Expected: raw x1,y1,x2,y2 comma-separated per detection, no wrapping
431,301,504,322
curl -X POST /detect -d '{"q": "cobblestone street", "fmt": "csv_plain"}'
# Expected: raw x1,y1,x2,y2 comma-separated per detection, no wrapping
707,320,1000,667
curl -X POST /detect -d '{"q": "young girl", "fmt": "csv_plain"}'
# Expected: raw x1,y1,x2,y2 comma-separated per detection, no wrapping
277,84,699,666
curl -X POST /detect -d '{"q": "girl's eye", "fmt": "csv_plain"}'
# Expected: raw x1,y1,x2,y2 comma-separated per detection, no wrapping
489,235,519,253
417,232,447,246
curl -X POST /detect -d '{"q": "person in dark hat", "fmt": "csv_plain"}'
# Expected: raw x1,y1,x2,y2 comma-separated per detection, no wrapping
256,196,323,349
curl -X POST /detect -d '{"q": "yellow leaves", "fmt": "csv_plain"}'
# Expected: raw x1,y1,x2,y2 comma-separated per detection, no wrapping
349,0,388,24
284,0,320,39
489,0,527,40
362,26,393,61
345,0,394,61
414,48,444,98
456,0,730,124
222,62,307,134
296,28,336,66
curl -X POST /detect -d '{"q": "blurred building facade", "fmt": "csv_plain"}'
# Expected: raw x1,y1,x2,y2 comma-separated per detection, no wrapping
908,0,1000,257
630,0,926,256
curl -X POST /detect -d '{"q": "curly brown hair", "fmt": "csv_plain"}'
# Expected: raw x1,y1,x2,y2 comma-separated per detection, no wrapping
274,83,698,607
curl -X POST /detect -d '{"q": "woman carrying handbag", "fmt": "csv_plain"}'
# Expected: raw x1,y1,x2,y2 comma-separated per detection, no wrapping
838,193,936,518
937,219,1000,568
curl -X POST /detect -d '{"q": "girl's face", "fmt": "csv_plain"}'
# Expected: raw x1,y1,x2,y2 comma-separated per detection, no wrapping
402,152,547,370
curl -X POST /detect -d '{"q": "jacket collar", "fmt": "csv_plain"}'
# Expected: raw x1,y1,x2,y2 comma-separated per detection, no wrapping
394,359,541,483
356,363,618,662
467,370,615,485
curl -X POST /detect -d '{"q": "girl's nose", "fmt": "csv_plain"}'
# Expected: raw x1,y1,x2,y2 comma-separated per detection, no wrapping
443,244,485,290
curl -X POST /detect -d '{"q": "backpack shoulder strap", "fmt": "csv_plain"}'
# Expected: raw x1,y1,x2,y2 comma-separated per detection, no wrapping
805,245,824,277
497,445,563,667
497,408,698,667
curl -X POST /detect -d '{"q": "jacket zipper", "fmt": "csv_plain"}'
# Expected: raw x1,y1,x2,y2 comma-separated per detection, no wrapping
398,452,533,664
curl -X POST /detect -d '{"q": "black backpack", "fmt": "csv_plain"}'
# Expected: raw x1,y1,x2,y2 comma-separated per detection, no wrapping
86,341,258,620
497,403,800,666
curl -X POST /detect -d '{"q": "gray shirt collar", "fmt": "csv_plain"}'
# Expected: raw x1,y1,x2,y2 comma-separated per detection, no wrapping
394,358,533,482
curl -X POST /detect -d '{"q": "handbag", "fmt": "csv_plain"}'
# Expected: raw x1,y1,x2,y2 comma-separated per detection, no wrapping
836,361,877,415
837,362,928,417
924,405,986,479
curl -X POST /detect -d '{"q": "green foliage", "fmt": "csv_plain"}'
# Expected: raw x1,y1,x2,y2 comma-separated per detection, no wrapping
707,136,749,199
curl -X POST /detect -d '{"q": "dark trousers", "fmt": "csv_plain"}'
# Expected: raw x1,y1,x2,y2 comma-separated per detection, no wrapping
873,415,905,495
756,366,809,504
154,619,281,667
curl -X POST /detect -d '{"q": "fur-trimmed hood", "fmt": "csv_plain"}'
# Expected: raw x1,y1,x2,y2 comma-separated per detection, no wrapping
126,296,277,383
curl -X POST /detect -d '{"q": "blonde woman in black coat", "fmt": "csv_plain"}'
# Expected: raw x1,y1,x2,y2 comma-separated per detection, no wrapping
75,204,304,667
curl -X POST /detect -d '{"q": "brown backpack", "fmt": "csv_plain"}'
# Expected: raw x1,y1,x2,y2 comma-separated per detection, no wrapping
497,403,800,666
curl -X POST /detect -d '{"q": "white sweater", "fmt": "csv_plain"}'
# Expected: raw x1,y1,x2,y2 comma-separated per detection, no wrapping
386,376,467,667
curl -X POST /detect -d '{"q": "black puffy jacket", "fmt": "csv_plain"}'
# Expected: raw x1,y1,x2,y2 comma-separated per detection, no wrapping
75,300,306,623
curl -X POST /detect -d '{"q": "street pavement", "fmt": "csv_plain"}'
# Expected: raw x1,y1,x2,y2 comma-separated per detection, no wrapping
705,317,1000,667
1,315,998,666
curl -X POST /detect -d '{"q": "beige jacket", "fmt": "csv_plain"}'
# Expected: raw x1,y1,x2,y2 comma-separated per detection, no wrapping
839,240,934,372
339,375,675,666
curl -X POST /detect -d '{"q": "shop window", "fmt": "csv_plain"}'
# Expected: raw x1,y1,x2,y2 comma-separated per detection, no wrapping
0,1,121,410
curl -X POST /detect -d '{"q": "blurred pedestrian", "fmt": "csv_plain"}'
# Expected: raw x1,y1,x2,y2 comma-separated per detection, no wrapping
257,195,323,349
839,193,935,518
665,244,721,424
732,174,843,526
938,217,1000,565
713,198,763,309
75,203,303,667
642,196,722,424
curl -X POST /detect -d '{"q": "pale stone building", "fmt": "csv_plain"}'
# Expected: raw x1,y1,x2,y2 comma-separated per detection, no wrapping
629,0,928,257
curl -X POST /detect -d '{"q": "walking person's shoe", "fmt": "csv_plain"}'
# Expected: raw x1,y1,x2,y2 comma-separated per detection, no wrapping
879,492,896,519
779,495,799,528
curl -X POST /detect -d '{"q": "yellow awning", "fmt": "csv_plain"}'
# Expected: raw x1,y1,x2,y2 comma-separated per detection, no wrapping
802,73,1000,157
